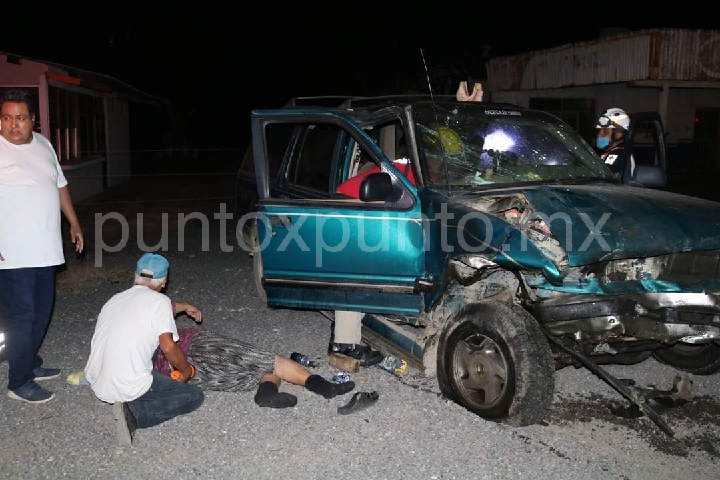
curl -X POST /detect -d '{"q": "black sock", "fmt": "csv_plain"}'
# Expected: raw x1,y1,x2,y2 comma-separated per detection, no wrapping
254,381,297,408
305,374,356,399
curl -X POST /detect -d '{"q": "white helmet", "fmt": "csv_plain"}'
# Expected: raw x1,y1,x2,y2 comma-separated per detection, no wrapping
596,108,630,130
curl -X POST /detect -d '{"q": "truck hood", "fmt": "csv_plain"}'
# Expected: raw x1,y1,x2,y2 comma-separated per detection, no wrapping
519,184,720,266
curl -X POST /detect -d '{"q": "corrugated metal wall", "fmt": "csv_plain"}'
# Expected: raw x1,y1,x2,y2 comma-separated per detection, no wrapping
653,30,720,80
487,29,720,92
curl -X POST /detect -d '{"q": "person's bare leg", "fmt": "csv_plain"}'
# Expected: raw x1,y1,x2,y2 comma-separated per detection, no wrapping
258,373,282,386
273,356,310,385
273,355,355,399
254,371,297,408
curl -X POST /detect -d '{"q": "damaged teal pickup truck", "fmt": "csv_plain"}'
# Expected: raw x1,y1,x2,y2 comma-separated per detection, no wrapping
237,87,720,430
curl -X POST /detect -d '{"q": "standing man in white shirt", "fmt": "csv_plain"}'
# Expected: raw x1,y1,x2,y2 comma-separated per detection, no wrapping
0,89,84,403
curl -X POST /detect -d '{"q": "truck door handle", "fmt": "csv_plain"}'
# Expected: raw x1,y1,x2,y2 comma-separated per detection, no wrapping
270,216,292,228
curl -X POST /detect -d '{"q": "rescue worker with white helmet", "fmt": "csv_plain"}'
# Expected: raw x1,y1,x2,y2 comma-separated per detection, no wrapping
595,107,635,181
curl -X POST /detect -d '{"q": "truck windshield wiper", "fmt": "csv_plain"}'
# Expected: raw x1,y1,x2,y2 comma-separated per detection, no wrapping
559,176,618,185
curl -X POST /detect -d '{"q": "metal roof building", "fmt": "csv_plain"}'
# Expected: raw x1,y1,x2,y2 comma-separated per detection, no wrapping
485,29,720,170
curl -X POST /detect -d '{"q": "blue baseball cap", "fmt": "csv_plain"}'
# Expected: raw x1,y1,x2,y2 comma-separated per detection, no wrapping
136,252,169,279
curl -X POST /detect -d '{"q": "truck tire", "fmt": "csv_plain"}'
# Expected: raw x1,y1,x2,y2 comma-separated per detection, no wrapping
437,301,555,426
652,342,720,375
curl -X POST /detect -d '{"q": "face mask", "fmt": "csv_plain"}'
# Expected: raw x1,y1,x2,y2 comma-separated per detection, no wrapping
596,136,610,149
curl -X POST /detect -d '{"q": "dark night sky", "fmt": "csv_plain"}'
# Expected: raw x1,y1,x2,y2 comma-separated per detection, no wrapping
9,15,612,98
2,12,717,152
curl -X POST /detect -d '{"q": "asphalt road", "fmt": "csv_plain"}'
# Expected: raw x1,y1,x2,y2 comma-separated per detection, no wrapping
1,175,719,480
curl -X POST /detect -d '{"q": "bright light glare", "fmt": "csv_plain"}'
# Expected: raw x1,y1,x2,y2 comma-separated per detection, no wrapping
484,130,515,151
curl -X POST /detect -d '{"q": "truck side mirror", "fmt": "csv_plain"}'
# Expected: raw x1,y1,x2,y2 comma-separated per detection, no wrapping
359,172,394,202
627,164,667,189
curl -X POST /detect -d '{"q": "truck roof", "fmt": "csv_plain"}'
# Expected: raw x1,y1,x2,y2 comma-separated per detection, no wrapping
283,94,522,110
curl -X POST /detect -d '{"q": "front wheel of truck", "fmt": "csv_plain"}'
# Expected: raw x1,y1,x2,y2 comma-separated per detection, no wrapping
652,341,720,375
437,301,555,426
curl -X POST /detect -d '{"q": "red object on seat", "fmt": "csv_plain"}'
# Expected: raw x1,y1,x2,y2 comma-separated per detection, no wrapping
336,159,417,198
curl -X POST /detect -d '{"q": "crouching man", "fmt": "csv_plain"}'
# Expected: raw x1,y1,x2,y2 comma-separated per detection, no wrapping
84,253,204,446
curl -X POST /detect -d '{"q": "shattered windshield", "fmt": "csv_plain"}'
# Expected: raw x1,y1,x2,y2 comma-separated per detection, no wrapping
412,103,614,188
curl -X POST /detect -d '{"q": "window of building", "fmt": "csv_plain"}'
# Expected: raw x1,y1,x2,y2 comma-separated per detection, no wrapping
48,86,106,162
693,108,720,170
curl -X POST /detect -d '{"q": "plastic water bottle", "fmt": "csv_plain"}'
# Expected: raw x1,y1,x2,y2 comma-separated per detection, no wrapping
377,355,408,374
332,371,351,384
290,352,309,366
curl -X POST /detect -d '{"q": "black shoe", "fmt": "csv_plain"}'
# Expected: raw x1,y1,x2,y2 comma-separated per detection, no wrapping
254,381,298,409
329,342,384,367
337,391,380,415
113,402,137,446
33,366,62,381
7,381,54,404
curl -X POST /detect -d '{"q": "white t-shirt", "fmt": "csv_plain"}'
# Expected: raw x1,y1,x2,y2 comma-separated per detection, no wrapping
85,285,180,403
0,132,68,269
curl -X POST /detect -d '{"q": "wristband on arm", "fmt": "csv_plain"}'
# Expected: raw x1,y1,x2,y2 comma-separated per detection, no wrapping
170,364,196,381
